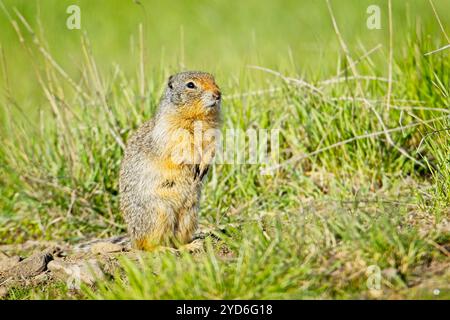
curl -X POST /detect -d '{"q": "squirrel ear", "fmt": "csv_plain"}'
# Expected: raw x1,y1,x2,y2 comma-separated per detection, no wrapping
168,75,174,89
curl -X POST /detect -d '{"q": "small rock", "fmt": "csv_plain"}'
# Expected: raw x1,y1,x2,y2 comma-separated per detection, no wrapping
0,255,21,273
90,242,123,255
2,251,53,279
48,259,104,286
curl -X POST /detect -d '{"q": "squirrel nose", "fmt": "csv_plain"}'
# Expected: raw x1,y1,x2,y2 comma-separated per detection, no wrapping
212,90,221,101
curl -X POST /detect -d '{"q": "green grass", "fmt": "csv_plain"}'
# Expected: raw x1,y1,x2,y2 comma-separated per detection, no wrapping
0,0,449,299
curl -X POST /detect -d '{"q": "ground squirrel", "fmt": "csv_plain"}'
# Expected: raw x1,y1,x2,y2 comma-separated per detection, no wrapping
119,71,221,251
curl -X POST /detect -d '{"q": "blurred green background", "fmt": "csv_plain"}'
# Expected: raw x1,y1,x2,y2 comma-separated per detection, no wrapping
1,0,449,106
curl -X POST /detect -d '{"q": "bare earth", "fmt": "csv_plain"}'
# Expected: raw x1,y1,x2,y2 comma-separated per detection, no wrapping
0,236,139,298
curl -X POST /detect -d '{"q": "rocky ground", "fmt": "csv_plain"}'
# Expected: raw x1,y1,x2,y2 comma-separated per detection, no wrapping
0,235,191,299
0,229,221,300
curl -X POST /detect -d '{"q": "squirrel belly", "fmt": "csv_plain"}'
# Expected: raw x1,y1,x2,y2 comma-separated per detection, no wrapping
119,71,221,251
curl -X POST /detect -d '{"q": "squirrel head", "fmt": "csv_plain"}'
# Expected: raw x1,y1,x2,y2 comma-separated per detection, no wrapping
160,71,221,118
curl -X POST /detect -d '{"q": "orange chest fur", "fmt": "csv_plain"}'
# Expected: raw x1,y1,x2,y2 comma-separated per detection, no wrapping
161,112,218,167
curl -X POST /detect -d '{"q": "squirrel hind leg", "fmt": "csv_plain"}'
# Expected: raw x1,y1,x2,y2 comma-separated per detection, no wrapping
174,205,199,246
132,208,177,251
133,238,160,251
133,238,178,254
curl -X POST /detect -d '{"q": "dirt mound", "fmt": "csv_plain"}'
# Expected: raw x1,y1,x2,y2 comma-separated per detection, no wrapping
0,233,211,299
0,236,131,299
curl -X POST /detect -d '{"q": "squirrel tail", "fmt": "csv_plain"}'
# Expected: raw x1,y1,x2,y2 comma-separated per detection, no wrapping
74,235,131,253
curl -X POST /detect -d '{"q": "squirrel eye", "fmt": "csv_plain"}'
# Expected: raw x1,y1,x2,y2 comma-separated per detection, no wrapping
186,81,196,89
